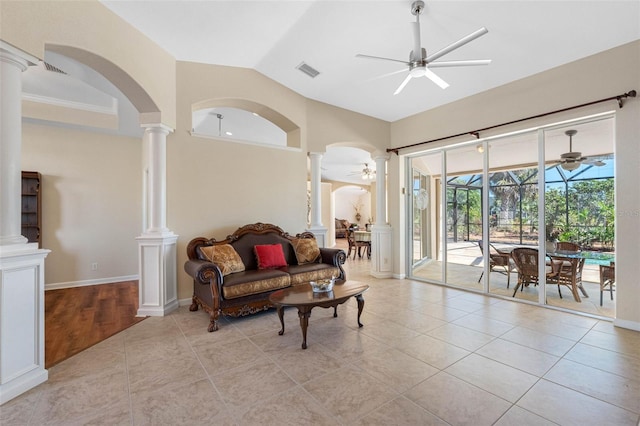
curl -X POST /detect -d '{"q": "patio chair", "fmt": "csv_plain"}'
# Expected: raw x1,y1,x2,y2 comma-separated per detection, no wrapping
599,261,615,306
556,241,580,252
510,248,561,297
477,240,515,288
554,256,587,302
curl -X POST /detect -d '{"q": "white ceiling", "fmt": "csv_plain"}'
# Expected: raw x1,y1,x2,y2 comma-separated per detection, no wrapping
100,0,640,122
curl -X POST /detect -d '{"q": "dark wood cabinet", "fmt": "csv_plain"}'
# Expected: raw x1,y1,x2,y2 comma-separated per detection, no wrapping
21,171,42,247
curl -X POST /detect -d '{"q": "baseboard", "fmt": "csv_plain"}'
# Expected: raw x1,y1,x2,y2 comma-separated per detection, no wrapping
178,297,193,307
613,318,640,332
45,275,139,291
393,273,406,279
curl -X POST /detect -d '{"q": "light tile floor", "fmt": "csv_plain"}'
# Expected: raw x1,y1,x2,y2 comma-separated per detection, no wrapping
2,245,639,425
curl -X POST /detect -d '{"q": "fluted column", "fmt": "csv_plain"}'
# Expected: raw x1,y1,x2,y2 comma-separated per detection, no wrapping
137,123,178,317
307,152,327,247
370,151,392,278
0,48,31,245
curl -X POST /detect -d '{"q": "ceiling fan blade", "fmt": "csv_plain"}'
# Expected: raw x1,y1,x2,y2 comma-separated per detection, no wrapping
426,27,489,63
393,74,413,95
424,68,449,89
428,59,492,68
364,68,409,82
356,54,409,65
411,21,422,61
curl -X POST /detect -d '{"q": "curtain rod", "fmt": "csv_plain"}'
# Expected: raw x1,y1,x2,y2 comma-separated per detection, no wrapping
387,89,637,155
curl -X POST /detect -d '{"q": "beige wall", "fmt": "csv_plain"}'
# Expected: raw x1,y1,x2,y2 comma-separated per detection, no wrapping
171,61,312,300
306,100,390,152
21,123,141,286
390,41,640,328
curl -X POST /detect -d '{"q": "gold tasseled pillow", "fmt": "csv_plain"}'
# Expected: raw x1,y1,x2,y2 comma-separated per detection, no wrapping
199,244,245,276
291,238,320,265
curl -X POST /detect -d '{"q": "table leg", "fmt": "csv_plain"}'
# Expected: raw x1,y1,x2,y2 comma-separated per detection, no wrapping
298,308,312,349
276,305,285,335
333,306,338,318
355,293,365,328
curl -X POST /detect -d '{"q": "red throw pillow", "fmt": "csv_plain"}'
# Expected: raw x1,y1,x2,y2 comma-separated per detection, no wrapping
254,244,287,269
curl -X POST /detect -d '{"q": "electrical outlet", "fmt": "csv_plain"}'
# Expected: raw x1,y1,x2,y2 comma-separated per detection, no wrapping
91,262,98,271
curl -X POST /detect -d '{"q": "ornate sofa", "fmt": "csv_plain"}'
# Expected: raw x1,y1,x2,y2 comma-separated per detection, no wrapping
184,223,346,331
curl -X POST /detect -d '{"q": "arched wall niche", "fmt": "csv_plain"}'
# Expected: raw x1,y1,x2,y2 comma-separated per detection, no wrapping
46,44,162,126
192,98,300,148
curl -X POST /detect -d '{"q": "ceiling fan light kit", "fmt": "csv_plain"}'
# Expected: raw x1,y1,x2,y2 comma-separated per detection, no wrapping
357,0,491,95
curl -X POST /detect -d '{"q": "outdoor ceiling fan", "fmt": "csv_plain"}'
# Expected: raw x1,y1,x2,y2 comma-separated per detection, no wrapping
558,129,606,171
356,0,491,95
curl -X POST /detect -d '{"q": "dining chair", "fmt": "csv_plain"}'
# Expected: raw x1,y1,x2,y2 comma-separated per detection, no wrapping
599,261,615,306
477,240,515,288
510,248,561,297
347,229,370,260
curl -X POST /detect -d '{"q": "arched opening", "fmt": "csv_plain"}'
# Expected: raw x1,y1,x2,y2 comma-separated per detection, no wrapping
191,99,300,148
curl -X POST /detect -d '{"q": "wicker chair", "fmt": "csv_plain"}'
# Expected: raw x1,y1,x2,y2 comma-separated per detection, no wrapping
477,240,515,288
510,248,561,297
556,241,580,252
599,261,615,306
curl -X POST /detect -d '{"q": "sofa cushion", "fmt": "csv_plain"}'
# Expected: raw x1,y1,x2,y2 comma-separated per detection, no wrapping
287,264,340,286
231,234,296,270
222,269,290,299
291,237,320,264
198,244,245,276
255,244,288,269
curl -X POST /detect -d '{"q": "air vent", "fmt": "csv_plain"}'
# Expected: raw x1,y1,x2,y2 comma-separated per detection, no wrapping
296,62,320,78
44,62,66,74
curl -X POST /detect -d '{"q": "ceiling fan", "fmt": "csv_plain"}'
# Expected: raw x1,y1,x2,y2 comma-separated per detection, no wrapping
558,129,607,171
348,163,376,180
356,0,491,95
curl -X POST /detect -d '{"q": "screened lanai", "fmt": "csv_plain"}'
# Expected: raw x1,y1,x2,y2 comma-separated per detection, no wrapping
410,116,616,318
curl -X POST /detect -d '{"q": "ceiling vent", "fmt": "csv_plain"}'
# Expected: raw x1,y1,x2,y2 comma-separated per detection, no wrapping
296,62,320,78
44,62,66,74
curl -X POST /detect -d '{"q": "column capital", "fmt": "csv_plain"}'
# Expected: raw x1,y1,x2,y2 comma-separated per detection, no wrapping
371,150,391,162
0,41,38,70
308,151,325,159
141,123,174,135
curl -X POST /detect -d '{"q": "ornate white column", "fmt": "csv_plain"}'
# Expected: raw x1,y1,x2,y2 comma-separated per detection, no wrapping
0,42,50,405
370,151,392,278
307,152,328,247
136,124,178,317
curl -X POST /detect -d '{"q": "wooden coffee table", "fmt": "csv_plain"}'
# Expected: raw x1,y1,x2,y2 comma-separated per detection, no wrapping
268,280,369,349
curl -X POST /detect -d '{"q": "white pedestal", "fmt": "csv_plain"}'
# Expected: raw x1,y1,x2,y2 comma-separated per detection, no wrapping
0,244,50,405
136,233,179,316
306,226,328,248
370,225,393,278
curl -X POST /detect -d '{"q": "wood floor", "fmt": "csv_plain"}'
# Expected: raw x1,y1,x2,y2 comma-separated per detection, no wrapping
44,280,146,368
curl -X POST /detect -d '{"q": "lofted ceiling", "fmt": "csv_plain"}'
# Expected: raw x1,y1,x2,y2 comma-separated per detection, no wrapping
100,0,640,123
96,0,638,187
23,1,638,187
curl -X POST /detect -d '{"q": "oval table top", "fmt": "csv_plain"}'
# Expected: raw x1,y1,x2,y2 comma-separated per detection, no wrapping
269,280,369,307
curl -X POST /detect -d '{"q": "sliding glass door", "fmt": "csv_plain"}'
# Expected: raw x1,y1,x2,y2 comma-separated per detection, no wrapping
407,114,616,317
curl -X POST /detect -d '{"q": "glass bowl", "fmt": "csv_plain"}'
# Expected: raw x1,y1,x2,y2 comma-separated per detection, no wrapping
310,279,334,293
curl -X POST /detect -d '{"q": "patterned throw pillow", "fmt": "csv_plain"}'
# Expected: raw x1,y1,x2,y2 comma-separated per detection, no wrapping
291,238,320,264
199,244,245,276
254,244,288,269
